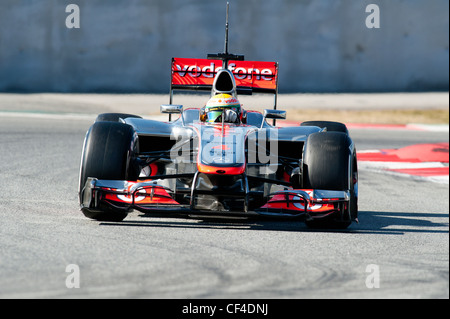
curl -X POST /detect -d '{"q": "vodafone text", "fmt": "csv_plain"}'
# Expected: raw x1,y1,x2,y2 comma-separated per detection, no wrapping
174,62,274,81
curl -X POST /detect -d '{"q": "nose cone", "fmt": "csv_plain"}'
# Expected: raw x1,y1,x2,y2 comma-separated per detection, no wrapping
194,123,248,175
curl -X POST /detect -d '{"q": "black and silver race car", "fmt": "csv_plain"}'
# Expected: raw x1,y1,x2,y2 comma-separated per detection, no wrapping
78,6,358,229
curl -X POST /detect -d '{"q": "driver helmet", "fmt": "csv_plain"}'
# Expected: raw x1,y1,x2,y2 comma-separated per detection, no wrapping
203,94,241,123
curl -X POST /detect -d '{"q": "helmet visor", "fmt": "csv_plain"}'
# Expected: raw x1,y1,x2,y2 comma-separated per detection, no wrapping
206,110,224,123
205,106,240,123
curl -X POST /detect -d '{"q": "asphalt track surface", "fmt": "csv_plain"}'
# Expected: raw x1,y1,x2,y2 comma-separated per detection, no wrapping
0,107,448,299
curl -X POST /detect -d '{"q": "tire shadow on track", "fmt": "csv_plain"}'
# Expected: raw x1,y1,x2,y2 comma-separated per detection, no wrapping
355,211,449,235
95,210,449,234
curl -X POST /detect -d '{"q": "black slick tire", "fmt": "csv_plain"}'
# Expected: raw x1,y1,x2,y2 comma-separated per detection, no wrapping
95,113,142,123
301,120,349,135
302,131,357,229
79,121,139,221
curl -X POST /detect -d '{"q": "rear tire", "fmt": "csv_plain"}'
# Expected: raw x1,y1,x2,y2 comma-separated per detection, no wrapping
95,113,142,123
79,122,139,221
302,131,357,229
301,120,349,135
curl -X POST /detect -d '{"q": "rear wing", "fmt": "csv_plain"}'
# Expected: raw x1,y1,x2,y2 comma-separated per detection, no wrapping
171,58,279,96
167,3,280,114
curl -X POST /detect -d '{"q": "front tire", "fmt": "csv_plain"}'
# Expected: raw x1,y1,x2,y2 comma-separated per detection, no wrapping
302,131,357,229
79,121,139,221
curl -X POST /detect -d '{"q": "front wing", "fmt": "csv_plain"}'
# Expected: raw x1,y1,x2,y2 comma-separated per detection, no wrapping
81,178,350,221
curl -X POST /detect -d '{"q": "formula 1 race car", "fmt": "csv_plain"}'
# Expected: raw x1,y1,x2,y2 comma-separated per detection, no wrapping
78,7,358,229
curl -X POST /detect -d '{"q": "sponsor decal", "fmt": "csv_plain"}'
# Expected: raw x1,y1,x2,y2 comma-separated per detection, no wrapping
172,58,278,91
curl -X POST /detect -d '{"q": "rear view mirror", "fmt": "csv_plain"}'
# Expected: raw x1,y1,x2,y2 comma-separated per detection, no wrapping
263,109,286,127
161,104,183,121
160,104,183,114
264,109,286,120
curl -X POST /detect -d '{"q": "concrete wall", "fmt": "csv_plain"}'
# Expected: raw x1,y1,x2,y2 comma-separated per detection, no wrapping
0,0,448,93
